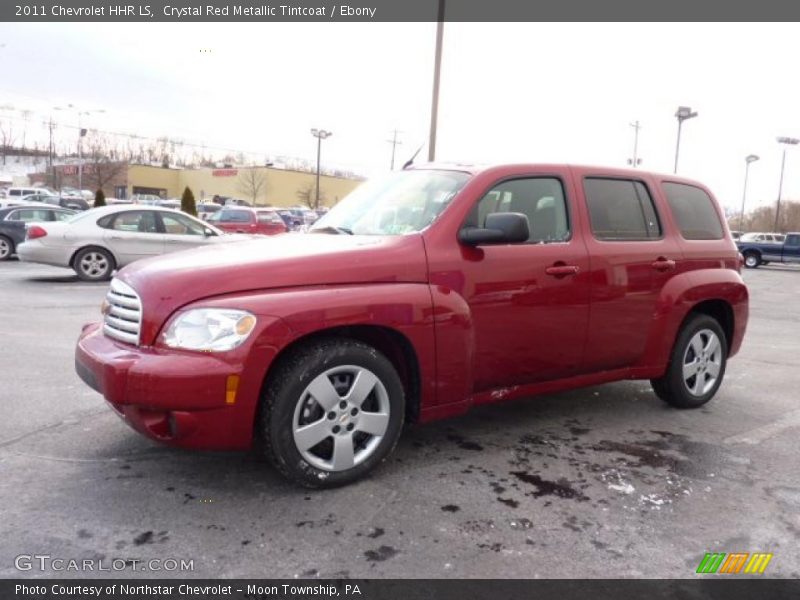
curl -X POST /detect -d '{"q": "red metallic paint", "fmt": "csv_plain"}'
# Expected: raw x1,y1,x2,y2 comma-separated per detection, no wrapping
75,164,749,451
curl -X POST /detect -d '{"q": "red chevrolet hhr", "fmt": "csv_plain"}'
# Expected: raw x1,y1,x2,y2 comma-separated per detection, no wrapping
76,164,748,487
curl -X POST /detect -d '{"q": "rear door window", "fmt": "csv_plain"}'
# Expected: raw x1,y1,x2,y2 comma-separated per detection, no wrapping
662,182,724,240
584,178,661,240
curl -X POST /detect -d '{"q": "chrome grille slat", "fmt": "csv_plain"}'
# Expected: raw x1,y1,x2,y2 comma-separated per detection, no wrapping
105,315,140,333
103,278,141,346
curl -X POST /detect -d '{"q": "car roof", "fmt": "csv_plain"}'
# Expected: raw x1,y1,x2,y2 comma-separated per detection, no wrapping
0,204,71,213
83,204,192,216
409,162,711,187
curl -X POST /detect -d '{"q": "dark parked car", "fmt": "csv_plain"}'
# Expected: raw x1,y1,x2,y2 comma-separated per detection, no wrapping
21,193,90,211
0,204,76,260
76,164,748,488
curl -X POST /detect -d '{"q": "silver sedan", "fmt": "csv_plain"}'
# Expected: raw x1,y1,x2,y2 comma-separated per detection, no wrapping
17,205,243,281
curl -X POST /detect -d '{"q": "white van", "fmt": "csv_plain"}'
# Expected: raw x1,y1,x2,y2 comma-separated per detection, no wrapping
1,187,57,208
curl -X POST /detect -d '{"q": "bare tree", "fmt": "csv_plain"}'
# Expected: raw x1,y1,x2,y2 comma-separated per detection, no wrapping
0,121,16,165
83,133,128,193
296,182,325,209
19,109,32,151
237,168,269,205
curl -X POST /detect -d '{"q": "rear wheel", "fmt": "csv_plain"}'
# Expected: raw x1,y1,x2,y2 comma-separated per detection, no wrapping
260,338,405,488
743,252,761,268
73,247,115,281
0,235,13,261
651,313,728,409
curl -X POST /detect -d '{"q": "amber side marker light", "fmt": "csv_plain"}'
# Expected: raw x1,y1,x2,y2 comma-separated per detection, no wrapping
226,375,240,405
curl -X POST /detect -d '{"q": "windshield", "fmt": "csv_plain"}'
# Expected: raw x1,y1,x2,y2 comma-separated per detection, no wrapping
310,169,471,235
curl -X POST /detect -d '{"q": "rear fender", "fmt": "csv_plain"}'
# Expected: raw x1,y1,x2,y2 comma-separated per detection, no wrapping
637,269,748,373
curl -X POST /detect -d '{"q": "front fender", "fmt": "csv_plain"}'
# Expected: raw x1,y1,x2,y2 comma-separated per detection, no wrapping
637,269,749,373
194,283,440,416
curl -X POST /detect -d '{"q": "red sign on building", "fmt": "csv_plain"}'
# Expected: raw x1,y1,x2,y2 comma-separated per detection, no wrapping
212,169,238,177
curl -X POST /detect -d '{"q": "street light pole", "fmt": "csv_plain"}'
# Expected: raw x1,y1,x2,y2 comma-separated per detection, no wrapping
774,136,800,232
738,154,759,232
427,0,445,162
673,106,698,174
310,128,332,209
627,120,642,168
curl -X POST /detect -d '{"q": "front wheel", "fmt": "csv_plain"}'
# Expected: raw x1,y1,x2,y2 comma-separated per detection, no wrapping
743,252,761,269
260,339,405,488
651,314,728,409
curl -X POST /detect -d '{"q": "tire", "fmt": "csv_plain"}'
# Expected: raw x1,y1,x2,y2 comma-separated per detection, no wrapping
0,235,13,261
73,247,115,281
743,251,761,269
651,313,728,409
260,338,406,488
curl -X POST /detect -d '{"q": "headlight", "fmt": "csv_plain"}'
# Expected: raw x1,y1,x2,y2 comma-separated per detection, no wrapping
161,308,257,352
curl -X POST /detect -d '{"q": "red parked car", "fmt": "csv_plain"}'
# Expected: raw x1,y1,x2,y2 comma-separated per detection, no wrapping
205,207,287,235
76,164,748,487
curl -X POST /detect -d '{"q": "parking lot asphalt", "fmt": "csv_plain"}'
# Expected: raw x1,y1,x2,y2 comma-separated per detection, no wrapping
0,259,798,579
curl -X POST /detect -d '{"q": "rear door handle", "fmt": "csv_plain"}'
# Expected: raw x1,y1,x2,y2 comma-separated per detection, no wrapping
545,264,580,277
652,257,676,271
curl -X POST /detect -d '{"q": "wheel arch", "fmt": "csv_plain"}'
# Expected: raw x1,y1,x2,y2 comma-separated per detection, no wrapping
641,270,748,372
69,244,118,270
257,324,423,428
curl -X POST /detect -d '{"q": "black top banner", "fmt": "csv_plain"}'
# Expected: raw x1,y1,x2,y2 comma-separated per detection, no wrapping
3,579,800,600
3,0,800,22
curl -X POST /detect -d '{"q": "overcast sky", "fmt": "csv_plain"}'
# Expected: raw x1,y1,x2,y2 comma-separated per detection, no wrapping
2,22,800,212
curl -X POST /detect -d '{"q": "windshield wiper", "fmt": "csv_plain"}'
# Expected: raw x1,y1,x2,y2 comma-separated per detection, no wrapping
310,225,354,235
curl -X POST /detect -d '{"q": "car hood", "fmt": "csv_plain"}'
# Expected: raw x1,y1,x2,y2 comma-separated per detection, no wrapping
117,233,429,339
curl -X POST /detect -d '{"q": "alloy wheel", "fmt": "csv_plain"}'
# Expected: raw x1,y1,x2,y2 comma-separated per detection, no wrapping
682,329,722,396
79,252,109,279
292,365,390,472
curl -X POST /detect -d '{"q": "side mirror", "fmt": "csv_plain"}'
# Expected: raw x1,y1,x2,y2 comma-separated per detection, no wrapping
458,212,530,246
203,227,215,237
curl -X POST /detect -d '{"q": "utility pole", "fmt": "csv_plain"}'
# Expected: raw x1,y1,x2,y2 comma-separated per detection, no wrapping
427,0,445,162
627,120,642,168
387,129,403,169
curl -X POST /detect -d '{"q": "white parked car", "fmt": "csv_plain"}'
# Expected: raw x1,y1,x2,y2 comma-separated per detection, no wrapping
17,205,244,281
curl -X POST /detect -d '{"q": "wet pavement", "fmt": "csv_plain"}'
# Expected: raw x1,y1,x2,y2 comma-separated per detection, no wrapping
0,261,798,578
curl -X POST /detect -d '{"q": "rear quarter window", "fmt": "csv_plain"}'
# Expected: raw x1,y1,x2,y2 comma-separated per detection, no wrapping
662,182,724,240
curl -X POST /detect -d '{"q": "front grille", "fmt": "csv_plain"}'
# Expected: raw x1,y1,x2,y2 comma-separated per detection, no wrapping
103,278,142,346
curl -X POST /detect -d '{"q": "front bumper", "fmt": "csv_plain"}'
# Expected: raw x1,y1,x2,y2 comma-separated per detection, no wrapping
75,322,253,450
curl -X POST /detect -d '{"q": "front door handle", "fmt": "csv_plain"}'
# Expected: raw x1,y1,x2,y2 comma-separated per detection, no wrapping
545,264,580,277
652,257,676,271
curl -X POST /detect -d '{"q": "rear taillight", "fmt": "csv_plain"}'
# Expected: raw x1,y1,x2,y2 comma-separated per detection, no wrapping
26,225,48,240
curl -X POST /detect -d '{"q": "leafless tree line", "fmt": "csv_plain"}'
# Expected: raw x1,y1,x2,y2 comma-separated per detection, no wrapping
729,201,800,233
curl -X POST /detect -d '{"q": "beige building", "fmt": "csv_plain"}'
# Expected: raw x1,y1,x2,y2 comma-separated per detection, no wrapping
130,165,362,207
33,163,363,208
